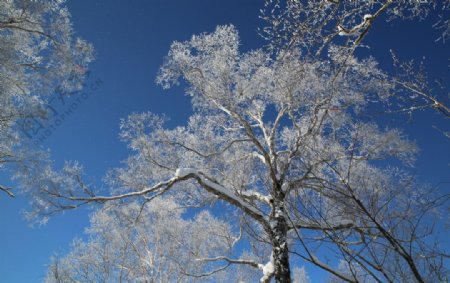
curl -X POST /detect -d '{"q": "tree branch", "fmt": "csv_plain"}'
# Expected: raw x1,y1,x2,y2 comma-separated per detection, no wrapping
0,185,14,198
195,256,261,269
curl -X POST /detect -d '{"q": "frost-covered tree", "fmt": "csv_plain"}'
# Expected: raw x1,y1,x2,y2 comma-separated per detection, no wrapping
0,0,93,196
45,197,260,283
23,25,448,282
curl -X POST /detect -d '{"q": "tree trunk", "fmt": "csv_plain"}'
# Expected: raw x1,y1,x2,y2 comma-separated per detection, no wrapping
271,200,291,283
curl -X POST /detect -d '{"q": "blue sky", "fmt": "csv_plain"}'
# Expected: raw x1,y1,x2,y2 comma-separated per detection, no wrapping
0,1,448,282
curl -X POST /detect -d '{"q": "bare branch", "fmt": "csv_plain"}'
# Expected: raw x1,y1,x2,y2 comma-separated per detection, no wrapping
0,185,14,198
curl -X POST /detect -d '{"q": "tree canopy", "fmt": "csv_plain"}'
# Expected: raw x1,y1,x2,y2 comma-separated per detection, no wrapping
35,23,448,282
5,1,448,282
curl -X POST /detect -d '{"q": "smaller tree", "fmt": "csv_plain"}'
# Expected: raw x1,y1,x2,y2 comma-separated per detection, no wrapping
45,197,260,283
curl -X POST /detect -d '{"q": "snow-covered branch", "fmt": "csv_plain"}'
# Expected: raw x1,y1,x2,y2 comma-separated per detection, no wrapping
238,190,272,205
45,175,184,204
195,256,261,269
176,169,267,223
338,14,373,36
42,167,268,226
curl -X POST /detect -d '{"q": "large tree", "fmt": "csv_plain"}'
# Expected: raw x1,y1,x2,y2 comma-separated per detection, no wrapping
0,0,93,196
22,25,448,282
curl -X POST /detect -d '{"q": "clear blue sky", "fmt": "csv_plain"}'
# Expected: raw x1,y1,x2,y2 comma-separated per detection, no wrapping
0,1,448,282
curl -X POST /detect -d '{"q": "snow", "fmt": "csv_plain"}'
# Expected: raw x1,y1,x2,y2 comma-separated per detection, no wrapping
363,14,373,20
239,190,272,204
274,208,284,218
252,152,266,164
262,261,274,279
174,168,197,177
337,25,349,36
258,254,275,282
